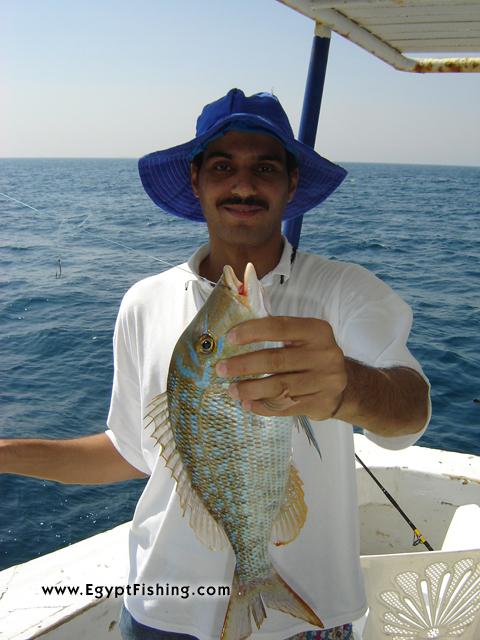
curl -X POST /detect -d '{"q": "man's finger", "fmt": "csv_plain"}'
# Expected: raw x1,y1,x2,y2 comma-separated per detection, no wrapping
246,391,338,420
229,316,333,346
216,345,317,378
228,371,321,402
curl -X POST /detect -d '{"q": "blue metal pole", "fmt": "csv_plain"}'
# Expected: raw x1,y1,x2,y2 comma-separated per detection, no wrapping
283,28,331,249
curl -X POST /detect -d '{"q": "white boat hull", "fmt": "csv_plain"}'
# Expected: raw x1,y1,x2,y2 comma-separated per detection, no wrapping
1,434,479,639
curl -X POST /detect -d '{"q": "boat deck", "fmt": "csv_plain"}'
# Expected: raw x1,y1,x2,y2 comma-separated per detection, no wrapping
1,435,479,639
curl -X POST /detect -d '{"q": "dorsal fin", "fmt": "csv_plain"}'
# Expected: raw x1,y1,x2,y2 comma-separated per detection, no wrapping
144,392,229,551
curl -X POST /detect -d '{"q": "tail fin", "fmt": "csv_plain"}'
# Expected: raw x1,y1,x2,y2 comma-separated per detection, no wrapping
221,568,323,640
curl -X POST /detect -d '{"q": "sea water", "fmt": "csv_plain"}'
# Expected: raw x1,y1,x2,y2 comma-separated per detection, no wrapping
0,159,478,569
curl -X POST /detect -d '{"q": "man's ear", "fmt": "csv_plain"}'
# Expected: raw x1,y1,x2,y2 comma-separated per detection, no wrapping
190,162,199,198
287,167,299,203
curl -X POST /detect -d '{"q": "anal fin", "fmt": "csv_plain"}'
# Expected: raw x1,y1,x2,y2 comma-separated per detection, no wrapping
271,464,308,546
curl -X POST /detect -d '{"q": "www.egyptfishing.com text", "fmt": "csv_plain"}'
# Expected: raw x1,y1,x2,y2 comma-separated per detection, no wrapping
41,583,230,599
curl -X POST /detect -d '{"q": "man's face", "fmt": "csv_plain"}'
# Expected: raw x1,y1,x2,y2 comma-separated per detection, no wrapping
190,130,298,249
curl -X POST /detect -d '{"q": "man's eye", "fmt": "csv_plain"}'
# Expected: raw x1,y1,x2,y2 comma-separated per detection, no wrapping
257,165,275,173
213,163,231,172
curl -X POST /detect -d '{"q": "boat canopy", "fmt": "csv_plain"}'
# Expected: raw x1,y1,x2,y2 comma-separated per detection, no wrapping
278,0,480,72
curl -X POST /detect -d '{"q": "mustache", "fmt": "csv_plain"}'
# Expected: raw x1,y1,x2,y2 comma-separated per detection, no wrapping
218,196,269,209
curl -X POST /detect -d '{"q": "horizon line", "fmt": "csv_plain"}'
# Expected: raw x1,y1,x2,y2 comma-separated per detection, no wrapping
0,157,479,169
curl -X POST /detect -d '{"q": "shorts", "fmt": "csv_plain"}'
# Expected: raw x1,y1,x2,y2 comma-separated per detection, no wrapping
287,626,353,639
119,606,353,640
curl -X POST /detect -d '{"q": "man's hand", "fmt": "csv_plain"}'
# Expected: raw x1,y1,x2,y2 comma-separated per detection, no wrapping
215,316,347,421
215,316,429,436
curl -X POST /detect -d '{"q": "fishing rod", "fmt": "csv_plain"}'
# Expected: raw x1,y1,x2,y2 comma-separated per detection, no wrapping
355,452,434,551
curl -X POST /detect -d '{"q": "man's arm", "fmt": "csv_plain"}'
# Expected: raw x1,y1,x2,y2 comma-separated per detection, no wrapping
0,433,147,484
333,358,428,436
216,316,429,437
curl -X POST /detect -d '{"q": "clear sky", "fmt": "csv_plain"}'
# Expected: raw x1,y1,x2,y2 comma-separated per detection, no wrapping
2,0,479,165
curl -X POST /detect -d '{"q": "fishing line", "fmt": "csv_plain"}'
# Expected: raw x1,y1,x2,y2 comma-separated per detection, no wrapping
355,453,434,551
1,192,42,213
0,191,216,286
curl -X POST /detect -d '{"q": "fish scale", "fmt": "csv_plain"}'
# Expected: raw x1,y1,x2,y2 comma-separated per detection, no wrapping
171,375,292,573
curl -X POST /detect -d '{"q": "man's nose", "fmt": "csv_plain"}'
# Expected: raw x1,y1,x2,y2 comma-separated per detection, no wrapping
230,169,256,197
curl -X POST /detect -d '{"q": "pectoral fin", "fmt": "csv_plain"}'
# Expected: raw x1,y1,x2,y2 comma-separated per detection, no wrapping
296,415,322,459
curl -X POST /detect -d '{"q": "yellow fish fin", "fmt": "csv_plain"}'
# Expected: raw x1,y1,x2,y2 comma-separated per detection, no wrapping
187,483,230,551
221,572,253,640
221,566,323,640
144,392,169,444
144,392,229,552
270,464,307,546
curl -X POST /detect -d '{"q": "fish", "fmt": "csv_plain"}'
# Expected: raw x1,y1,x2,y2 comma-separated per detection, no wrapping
144,263,323,640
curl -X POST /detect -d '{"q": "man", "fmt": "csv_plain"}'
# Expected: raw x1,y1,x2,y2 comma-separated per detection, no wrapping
0,89,430,640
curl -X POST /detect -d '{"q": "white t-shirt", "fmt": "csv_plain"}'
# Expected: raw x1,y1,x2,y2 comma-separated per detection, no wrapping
105,238,430,639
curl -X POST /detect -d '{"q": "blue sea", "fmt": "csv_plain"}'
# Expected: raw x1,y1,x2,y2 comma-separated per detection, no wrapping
0,159,479,570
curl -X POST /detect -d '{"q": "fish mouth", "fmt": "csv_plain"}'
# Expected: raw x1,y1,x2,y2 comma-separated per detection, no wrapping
223,263,268,317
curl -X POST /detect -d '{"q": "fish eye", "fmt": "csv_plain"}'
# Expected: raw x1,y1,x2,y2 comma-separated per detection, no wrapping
198,333,215,354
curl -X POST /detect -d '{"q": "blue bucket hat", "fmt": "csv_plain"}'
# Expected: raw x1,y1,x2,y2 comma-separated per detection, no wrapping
138,88,346,222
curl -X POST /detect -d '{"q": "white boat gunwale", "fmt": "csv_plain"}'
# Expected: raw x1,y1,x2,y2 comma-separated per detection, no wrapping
1,435,479,639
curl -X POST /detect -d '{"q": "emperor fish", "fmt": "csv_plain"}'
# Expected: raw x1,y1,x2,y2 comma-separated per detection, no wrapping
145,263,323,640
